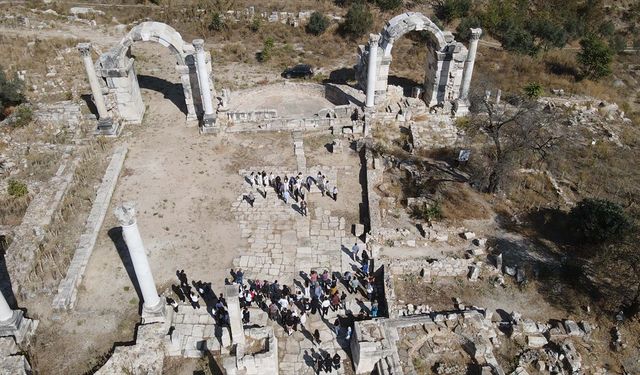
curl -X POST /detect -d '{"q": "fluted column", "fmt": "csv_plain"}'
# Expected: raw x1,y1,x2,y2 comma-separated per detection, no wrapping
114,202,163,318
78,43,109,119
365,34,381,108
193,39,215,119
459,28,482,100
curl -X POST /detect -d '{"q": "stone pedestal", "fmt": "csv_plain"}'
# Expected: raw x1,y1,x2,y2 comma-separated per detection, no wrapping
0,310,38,345
224,285,245,347
114,202,165,323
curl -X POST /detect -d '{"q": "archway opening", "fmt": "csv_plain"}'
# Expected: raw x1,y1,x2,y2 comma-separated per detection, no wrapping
385,30,440,99
129,41,189,117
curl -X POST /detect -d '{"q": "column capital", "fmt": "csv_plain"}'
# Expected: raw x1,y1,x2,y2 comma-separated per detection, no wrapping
192,39,205,52
114,202,137,226
77,42,92,57
369,33,381,45
470,28,483,41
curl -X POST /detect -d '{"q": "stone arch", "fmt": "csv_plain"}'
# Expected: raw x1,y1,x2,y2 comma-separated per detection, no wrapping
356,12,469,110
92,22,216,126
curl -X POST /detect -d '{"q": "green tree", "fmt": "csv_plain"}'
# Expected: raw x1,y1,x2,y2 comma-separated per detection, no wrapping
306,11,329,35
577,34,613,79
340,2,373,38
258,37,275,62
569,198,631,244
0,66,25,117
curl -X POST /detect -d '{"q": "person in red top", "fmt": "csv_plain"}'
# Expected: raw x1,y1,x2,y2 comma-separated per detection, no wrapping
330,292,341,311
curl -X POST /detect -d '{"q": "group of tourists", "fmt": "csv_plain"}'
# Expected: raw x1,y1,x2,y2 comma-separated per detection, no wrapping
244,170,338,214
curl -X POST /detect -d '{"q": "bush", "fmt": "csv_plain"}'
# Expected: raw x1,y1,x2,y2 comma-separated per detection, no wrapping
249,17,261,32
523,82,543,99
7,179,28,198
374,0,403,12
340,3,373,38
306,11,329,36
258,37,275,62
577,34,613,79
410,202,443,222
455,16,481,41
569,198,631,244
208,12,226,32
0,66,25,118
10,105,33,128
435,0,471,24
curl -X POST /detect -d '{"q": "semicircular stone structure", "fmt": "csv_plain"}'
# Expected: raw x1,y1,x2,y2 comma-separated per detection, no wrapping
94,22,215,124
356,12,470,110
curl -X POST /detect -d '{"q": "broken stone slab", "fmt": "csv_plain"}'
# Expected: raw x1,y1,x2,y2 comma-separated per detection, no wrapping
353,223,365,237
462,231,476,240
473,238,487,247
564,320,582,336
526,334,548,348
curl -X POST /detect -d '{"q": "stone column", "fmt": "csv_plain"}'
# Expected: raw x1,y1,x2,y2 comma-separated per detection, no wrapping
114,202,164,322
224,284,245,347
365,34,381,108
459,28,482,100
192,39,216,126
78,43,109,119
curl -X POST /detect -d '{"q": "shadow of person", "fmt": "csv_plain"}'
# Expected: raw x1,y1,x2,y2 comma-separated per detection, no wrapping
108,226,143,314
172,284,185,302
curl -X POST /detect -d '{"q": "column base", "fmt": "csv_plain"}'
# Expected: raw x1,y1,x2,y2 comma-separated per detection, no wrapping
453,98,470,117
0,310,38,345
200,113,221,134
141,299,166,324
95,117,121,137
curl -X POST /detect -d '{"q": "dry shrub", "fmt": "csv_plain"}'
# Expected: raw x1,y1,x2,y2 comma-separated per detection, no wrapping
0,195,30,225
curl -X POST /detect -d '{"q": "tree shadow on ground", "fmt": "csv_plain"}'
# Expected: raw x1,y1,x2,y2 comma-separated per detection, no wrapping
323,67,356,84
108,227,143,315
137,74,188,116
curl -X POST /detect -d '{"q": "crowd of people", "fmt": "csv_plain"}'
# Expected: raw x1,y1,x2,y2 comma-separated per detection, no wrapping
243,170,338,214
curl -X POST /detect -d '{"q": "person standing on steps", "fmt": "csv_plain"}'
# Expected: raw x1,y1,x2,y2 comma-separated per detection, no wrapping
300,199,308,216
332,185,338,201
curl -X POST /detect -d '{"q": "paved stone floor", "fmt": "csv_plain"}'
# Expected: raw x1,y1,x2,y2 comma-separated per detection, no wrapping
232,166,348,285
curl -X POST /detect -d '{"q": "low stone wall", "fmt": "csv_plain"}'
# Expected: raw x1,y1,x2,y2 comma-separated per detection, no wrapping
3,147,78,299
225,327,278,375
52,145,128,310
95,322,166,375
226,109,278,122
363,147,383,236
225,116,353,133
388,257,474,281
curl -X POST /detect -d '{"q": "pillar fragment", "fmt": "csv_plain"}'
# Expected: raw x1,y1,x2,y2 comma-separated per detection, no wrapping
0,287,37,344
365,34,381,108
114,202,164,322
78,43,118,135
459,28,482,100
192,39,216,127
224,284,245,347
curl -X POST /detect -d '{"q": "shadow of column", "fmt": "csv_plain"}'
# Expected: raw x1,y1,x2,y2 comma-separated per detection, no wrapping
0,237,18,308
108,227,143,314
